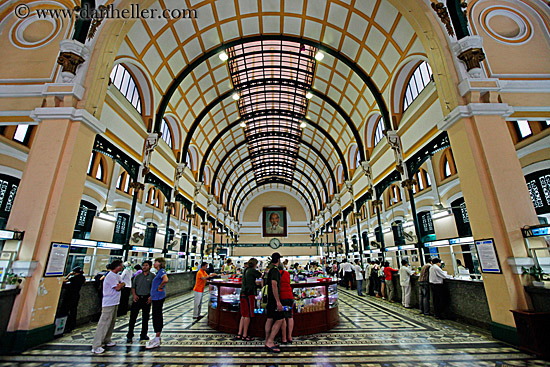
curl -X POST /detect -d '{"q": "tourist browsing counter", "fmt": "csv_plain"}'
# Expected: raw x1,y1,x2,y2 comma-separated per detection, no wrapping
207,279,338,336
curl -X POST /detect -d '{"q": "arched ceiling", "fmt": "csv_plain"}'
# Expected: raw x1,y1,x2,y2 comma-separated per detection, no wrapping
116,0,427,221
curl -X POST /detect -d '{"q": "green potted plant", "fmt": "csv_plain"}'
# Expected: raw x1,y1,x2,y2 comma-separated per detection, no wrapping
5,273,22,290
521,265,547,287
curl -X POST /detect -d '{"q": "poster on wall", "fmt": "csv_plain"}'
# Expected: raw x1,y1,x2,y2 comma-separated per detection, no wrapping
263,207,287,237
475,238,501,273
44,242,70,277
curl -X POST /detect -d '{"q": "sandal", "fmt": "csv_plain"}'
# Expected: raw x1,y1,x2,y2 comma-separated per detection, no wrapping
264,345,281,353
242,335,253,341
234,334,242,341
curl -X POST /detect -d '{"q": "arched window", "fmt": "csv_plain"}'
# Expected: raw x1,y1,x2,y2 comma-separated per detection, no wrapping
514,120,533,140
109,64,142,113
1,124,35,146
373,120,384,146
87,152,107,183
160,118,173,148
116,171,134,194
444,159,452,178
403,61,433,111
387,183,402,206
95,160,104,181
440,148,457,179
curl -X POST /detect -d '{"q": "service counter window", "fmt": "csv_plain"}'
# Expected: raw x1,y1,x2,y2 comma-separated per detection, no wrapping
429,244,482,280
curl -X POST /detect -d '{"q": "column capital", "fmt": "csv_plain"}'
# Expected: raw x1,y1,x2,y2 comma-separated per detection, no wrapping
30,107,106,134
437,103,513,131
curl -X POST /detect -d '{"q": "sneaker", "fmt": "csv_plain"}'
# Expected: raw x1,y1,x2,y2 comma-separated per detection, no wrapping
91,347,105,354
105,342,116,347
139,335,150,341
146,337,160,349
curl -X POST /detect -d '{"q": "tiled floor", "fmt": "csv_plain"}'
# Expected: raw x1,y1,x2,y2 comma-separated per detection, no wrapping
1,288,548,366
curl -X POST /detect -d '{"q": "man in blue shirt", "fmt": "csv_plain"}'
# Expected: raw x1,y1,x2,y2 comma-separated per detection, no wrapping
146,257,168,349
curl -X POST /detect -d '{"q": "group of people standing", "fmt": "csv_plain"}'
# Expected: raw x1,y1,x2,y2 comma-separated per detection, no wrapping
91,257,168,354
237,252,293,353
339,257,452,318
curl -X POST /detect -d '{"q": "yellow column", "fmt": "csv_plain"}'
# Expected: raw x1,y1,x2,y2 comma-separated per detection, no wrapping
440,103,537,343
4,107,105,351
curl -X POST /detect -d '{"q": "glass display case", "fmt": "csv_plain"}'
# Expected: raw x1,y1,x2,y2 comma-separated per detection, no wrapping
207,279,338,336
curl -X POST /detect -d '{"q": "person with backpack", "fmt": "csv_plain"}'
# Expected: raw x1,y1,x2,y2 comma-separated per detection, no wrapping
264,252,284,353
237,258,262,341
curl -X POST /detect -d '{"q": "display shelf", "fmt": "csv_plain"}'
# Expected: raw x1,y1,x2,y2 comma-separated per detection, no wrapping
207,280,338,336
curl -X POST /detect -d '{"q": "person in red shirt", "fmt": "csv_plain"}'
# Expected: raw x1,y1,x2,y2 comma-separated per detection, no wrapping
193,262,217,319
383,261,397,302
279,266,294,343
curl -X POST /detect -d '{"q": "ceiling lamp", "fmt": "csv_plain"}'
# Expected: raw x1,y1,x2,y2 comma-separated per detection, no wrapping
300,122,307,128
219,51,229,61
305,91,313,99
314,51,325,61
239,122,246,128
232,92,240,101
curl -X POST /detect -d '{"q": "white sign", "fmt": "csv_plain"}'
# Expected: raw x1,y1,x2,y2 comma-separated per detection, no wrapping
83,256,91,264
475,239,501,273
44,243,70,276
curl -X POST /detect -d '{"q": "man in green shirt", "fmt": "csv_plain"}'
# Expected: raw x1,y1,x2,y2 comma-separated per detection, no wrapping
127,260,154,342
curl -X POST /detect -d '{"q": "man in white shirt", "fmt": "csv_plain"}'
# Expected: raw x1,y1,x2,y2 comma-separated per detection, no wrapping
92,259,125,354
119,262,133,316
398,260,414,308
353,260,364,296
428,258,451,319
340,260,353,290
364,260,372,296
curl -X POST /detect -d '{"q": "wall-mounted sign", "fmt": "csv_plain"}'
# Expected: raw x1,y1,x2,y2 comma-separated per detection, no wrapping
44,243,70,277
525,169,550,215
475,238,501,273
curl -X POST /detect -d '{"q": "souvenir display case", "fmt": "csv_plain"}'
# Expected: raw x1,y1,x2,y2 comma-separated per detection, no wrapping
207,279,338,336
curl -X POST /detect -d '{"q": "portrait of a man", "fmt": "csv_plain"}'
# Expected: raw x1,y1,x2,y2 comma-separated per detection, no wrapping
263,207,287,237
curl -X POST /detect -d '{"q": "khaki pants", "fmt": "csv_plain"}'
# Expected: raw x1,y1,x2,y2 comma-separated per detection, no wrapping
92,305,118,349
193,291,204,318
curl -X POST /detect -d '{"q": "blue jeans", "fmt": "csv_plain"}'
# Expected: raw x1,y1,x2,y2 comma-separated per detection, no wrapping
357,279,363,295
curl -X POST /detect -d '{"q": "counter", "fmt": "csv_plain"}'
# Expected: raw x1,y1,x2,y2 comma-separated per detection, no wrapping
0,288,21,345
387,274,492,329
207,280,338,336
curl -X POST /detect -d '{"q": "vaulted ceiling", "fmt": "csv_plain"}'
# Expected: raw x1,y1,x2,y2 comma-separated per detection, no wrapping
116,0,426,221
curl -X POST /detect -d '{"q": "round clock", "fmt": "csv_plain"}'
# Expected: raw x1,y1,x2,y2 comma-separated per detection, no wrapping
269,238,281,249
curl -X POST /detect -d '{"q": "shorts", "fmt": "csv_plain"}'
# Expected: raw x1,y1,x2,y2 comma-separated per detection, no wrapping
266,302,284,321
240,295,256,318
281,298,294,319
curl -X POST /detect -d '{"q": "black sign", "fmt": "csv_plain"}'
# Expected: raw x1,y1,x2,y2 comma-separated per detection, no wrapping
525,169,550,215
392,220,405,246
112,213,129,244
451,197,472,237
418,211,435,241
144,222,157,248
73,201,96,239
0,174,19,218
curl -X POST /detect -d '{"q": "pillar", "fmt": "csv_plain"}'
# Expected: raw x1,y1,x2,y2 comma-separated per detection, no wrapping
3,107,105,351
439,103,536,344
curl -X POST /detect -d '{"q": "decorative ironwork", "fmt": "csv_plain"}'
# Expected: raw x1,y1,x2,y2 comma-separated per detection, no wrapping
93,135,139,179
405,132,450,175
144,173,171,200
374,170,402,199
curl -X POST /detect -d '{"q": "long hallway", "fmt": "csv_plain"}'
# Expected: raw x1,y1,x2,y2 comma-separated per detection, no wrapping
1,289,546,366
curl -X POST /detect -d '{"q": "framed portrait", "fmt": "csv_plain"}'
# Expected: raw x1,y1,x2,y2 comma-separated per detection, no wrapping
263,207,287,237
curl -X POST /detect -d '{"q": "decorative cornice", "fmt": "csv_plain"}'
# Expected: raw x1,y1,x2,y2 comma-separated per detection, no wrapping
30,107,106,134
437,103,513,131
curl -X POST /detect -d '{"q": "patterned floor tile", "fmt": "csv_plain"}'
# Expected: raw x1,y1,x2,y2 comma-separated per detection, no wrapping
0,287,548,366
